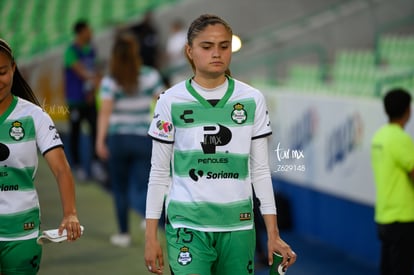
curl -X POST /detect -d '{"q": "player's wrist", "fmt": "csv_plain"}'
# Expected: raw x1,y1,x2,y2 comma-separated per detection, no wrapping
267,229,281,240
62,211,79,220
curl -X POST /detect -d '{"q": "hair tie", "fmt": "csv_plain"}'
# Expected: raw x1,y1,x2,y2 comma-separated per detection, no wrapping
0,39,14,59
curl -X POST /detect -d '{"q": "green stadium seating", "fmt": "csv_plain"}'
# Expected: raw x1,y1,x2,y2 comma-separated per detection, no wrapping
0,0,181,61
378,35,414,70
285,64,325,92
281,34,414,97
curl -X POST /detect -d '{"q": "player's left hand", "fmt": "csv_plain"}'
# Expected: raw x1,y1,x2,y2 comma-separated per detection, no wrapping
58,214,81,242
268,236,297,269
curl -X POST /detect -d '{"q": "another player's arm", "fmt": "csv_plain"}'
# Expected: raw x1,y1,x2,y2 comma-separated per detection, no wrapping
401,137,414,181
43,147,81,241
65,47,100,89
70,61,94,80
145,140,172,274
96,97,113,160
65,48,94,81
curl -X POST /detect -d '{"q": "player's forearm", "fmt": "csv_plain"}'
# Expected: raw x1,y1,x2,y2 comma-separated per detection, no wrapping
145,219,160,241
45,148,78,217
263,214,281,240
59,182,78,217
55,176,78,219
71,62,95,81
251,138,277,214
146,141,172,218
96,100,112,146
55,162,78,217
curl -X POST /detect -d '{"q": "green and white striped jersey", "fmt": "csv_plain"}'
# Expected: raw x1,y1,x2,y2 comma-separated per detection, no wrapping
0,96,63,240
148,77,272,232
99,66,165,136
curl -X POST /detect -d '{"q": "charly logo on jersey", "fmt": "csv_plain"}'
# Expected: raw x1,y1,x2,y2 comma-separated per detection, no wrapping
9,121,25,141
49,125,61,141
177,246,192,266
201,124,232,154
231,103,247,124
179,110,194,123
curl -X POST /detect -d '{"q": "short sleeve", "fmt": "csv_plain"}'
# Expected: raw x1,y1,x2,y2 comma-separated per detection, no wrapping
140,67,166,97
99,76,117,100
252,91,272,139
35,110,63,155
147,93,175,143
395,132,414,172
64,46,79,68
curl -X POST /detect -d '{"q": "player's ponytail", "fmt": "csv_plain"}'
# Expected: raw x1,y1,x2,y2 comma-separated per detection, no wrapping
109,32,141,94
0,39,40,106
185,14,232,76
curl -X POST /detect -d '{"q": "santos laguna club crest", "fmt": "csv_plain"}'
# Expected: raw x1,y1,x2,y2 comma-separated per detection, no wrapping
231,103,247,124
9,121,25,141
177,246,192,266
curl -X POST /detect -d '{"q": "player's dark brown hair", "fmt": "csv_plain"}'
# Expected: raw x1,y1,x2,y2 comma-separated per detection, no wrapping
73,20,89,34
383,88,412,120
109,32,141,94
0,39,40,106
186,14,232,76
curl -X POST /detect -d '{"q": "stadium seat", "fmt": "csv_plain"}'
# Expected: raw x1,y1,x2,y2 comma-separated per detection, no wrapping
378,35,414,70
0,0,181,61
281,36,413,97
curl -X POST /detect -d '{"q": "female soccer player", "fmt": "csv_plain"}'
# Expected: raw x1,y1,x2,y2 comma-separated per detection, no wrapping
144,14,296,275
96,33,165,247
0,39,81,274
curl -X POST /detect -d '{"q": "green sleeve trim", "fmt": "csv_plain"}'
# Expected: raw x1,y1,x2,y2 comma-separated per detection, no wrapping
64,47,79,67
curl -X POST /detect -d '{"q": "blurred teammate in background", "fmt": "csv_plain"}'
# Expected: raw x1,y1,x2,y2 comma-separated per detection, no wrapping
96,33,165,248
64,19,104,182
0,38,81,274
164,18,188,85
371,88,414,275
144,14,296,274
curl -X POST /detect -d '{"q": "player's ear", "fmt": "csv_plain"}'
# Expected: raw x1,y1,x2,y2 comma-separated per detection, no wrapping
185,44,192,60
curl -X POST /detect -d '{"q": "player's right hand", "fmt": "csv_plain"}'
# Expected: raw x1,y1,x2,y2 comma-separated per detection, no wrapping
145,238,164,274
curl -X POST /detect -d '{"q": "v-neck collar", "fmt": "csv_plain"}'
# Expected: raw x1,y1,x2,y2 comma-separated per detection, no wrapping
185,76,235,108
0,96,18,124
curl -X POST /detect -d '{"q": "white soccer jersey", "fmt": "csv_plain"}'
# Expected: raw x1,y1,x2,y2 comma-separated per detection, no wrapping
0,96,63,240
100,66,165,136
148,77,272,232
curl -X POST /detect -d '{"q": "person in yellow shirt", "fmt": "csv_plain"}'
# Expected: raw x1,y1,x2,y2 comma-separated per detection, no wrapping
371,88,414,275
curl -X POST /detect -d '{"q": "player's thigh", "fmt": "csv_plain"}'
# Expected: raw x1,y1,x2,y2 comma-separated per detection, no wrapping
0,238,42,275
213,229,256,275
166,223,216,275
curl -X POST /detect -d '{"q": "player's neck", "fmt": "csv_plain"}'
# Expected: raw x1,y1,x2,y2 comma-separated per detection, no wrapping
0,93,13,116
389,111,410,128
192,74,226,89
74,37,88,47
